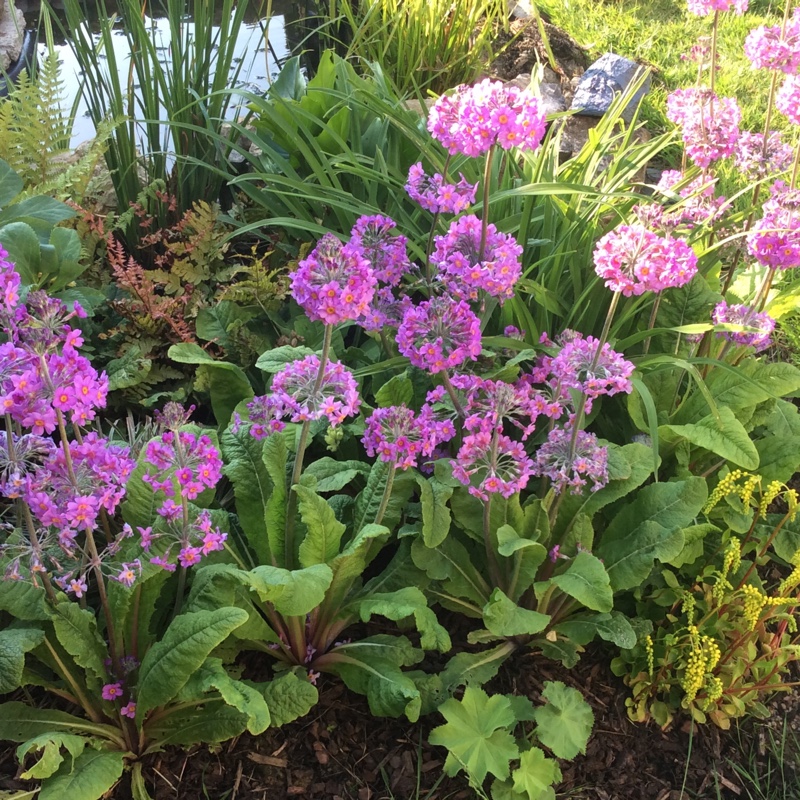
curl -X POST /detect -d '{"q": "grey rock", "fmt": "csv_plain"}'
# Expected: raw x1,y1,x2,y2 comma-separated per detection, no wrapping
538,81,567,116
569,52,650,123
0,0,23,72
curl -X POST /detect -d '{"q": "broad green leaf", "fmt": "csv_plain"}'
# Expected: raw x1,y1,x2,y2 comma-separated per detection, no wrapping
0,581,49,620
533,681,593,760
550,552,612,613
353,459,416,533
145,702,249,747
439,644,516,692
0,222,40,285
137,607,248,717
302,457,369,492
38,749,125,800
596,477,707,591
754,435,800,485
50,602,108,689
511,747,562,800
262,670,318,727
104,347,152,392
418,475,453,548
0,703,122,746
483,589,550,637
429,686,518,783
16,733,87,780
667,523,719,568
326,523,391,610
555,611,636,649
0,628,45,694
296,484,347,567
0,158,23,205
663,406,759,469
358,587,451,652
255,345,315,373
221,423,274,564
121,459,159,531
411,537,491,609
263,433,288,565
245,563,333,616
375,373,413,407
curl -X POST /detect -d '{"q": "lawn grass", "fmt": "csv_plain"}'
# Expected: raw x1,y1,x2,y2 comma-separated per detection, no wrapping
535,0,788,163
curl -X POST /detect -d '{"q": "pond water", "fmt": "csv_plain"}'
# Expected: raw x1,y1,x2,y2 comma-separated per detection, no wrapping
17,0,302,147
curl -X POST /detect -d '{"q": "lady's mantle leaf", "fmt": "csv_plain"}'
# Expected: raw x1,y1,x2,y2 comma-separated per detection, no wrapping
533,681,593,760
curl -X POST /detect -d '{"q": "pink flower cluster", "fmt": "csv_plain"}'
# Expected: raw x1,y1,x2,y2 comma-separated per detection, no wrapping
776,74,800,125
745,10,800,73
747,181,800,270
532,427,609,494
712,301,776,351
431,214,523,301
733,131,794,179
687,0,747,15
461,376,547,439
397,296,482,373
348,215,410,286
362,405,451,470
405,163,478,214
593,224,698,296
666,88,741,168
142,509,227,571
271,354,360,426
427,78,547,157
451,429,534,500
290,233,376,325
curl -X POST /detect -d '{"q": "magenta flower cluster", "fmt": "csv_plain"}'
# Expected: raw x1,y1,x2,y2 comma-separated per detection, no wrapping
686,0,747,15
141,509,227,571
666,88,741,168
747,181,800,270
746,10,800,73
712,301,776,351
776,74,800,125
733,131,794,180
532,428,609,494
290,233,377,325
427,78,547,157
397,296,483,373
405,163,478,215
655,170,728,226
430,214,523,301
348,215,410,287
593,223,698,296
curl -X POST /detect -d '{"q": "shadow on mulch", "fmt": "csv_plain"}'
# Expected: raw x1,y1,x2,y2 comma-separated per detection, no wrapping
88,650,759,800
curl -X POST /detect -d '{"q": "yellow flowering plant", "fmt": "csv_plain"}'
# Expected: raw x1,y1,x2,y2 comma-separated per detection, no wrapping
612,473,800,730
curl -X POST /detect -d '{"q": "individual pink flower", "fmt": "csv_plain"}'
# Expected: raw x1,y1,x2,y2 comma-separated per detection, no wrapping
451,429,534,500
348,215,411,286
290,233,377,324
102,682,123,701
712,301,776,351
532,427,609,494
120,702,137,718
113,560,142,588
593,224,698,296
397,296,482,373
428,79,546,157
271,355,360,426
430,214,523,301
666,88,741,168
405,163,478,214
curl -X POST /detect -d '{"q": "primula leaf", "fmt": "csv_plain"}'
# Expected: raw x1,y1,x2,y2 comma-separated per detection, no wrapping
16,732,87,780
50,602,108,690
410,537,491,608
417,475,453,548
353,460,416,534
375,373,414,407
0,581,49,620
357,587,451,652
754,434,800,484
0,703,123,746
244,564,333,616
145,701,249,747
326,523,390,611
483,588,550,637
555,611,636,649
439,644,515,693
663,406,759,470
550,552,613,613
429,686,519,784
302,457,370,492
510,747,562,800
533,681,593,760
37,749,125,800
136,607,248,718
263,433,289,565
296,484,347,567
596,477,707,591
255,345,315,373
0,628,45,694
262,670,319,727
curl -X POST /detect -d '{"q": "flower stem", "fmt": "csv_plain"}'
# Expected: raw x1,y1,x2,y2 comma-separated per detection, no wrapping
284,324,333,569
374,463,396,527
483,492,504,591
479,147,496,262
441,371,465,418
709,11,719,96
642,294,662,355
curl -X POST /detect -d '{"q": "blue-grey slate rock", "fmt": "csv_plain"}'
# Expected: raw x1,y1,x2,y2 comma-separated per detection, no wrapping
569,52,650,123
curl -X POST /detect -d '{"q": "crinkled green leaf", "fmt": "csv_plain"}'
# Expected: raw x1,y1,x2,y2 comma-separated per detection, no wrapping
255,345,315,373
533,681,593,760
353,459,416,534
244,564,333,616
358,587,451,652
50,602,108,690
375,373,413,407
0,628,45,694
296,484,347,567
16,733,87,780
483,589,550,637
144,701,248,747
326,523,390,610
0,581,49,620
417,475,453,548
0,703,122,746
263,433,288,565
262,670,318,727
429,686,518,783
38,749,125,800
439,644,514,693
555,611,636,649
137,608,248,717
550,552,612,613
302,457,369,492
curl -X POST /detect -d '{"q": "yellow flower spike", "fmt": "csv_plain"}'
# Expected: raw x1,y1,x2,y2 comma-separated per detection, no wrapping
682,593,696,626
741,584,767,630
739,474,761,508
759,480,783,516
787,489,799,521
778,562,800,596
645,634,654,677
